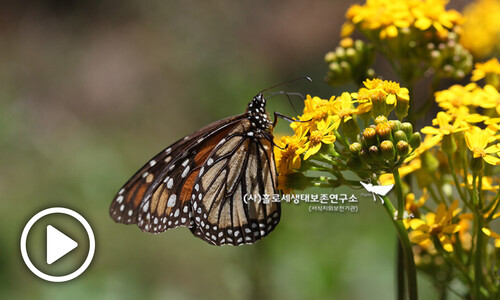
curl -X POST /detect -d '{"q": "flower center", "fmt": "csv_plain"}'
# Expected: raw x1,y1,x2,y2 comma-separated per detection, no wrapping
430,224,442,235
472,147,486,158
310,131,323,144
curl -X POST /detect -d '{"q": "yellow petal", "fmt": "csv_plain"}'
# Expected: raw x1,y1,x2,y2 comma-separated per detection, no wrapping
484,155,500,166
483,228,500,239
442,224,460,234
409,232,430,243
409,219,427,230
415,17,432,30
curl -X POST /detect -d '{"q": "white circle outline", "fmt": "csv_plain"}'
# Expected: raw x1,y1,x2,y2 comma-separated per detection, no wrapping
20,207,96,282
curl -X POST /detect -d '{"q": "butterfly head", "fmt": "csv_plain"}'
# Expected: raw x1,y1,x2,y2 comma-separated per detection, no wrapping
247,93,272,133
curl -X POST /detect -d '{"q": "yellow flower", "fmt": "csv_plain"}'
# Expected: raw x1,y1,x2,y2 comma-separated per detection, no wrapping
461,0,500,58
421,111,468,142
412,0,464,38
354,79,409,117
461,174,500,191
475,85,500,114
434,83,477,113
409,200,461,252
402,189,428,228
464,127,500,165
471,58,500,82
405,189,428,217
303,116,340,160
345,0,414,39
274,127,307,175
344,0,463,39
297,95,334,125
330,92,370,122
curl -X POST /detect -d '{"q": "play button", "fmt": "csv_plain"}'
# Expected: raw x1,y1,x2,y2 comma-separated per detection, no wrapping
46,225,78,265
20,207,95,282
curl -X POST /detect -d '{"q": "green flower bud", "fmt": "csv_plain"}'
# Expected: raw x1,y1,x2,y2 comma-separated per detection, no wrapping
394,130,408,143
335,46,346,58
380,140,396,160
409,132,422,150
396,140,410,156
401,122,413,137
349,142,363,157
329,62,341,73
395,95,409,119
340,61,352,77
376,122,392,141
388,120,401,132
354,39,365,51
374,115,388,125
345,48,359,65
441,134,457,154
325,51,337,62
421,151,439,172
469,157,484,173
362,127,377,147
368,145,380,159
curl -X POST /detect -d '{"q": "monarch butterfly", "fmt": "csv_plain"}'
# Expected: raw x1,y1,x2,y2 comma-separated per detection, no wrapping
109,82,303,246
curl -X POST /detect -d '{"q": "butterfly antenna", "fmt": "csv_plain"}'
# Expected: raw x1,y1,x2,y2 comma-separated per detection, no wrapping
259,76,312,94
266,91,304,114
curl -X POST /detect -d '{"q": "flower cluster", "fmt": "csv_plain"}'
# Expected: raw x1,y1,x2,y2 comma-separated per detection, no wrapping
295,0,500,298
460,0,500,58
328,0,472,89
274,79,420,191
325,38,375,86
343,0,463,40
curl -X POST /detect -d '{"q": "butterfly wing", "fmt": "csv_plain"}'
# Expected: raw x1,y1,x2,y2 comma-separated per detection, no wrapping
109,114,246,232
190,118,280,246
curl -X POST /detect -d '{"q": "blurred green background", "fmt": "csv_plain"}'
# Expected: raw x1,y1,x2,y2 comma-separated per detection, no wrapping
0,1,451,299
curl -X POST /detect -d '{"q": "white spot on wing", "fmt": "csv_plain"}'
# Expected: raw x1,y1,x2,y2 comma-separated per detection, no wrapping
181,165,190,178
167,195,177,207
167,178,174,189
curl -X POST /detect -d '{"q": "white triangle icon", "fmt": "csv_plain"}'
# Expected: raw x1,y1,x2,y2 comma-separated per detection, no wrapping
46,225,78,265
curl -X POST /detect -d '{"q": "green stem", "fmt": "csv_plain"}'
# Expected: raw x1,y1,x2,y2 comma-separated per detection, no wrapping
472,172,484,299
397,241,406,300
393,168,405,220
430,172,447,204
381,195,418,300
446,154,472,210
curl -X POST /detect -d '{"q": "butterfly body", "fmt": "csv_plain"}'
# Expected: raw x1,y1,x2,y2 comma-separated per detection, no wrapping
110,93,280,246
